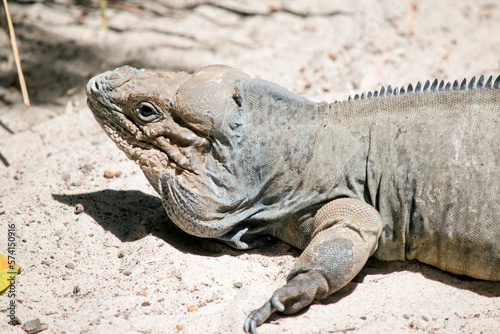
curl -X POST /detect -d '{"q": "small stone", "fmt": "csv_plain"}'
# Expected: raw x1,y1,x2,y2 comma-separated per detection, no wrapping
118,250,125,258
187,305,198,312
233,281,243,289
123,269,132,276
104,168,115,178
422,315,429,321
141,301,151,307
23,318,48,334
23,319,41,332
65,263,76,270
360,316,367,320
74,203,84,214
115,171,123,177
329,52,338,61
73,286,80,294
176,324,184,330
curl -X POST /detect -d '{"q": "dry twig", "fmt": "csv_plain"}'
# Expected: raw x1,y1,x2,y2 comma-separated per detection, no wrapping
98,0,108,33
2,0,30,107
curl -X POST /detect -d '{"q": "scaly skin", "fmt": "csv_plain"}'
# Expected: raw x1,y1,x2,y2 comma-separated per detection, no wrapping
86,65,500,333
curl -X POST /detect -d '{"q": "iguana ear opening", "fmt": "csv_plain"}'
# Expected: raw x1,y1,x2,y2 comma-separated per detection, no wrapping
174,65,250,136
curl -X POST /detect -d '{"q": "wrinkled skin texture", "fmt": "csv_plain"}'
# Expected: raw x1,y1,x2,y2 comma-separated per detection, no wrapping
87,65,500,333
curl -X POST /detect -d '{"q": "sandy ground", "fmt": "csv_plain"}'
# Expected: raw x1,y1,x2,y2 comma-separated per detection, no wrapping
0,0,499,333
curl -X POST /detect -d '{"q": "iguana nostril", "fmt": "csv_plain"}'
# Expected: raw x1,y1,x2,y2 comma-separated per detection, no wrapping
86,78,101,96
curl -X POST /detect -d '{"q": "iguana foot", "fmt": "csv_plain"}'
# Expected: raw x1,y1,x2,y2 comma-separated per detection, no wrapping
244,271,328,333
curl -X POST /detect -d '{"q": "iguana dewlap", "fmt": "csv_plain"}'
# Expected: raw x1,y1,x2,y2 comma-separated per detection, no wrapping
86,65,500,333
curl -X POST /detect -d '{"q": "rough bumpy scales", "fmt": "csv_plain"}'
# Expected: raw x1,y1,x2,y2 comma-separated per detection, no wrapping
86,65,500,333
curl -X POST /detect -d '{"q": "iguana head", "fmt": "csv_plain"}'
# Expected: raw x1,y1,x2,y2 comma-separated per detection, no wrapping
87,65,253,170
87,65,262,238
87,65,338,241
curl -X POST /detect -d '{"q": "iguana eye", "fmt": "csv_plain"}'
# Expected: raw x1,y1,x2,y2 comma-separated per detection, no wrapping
136,102,158,122
232,93,242,107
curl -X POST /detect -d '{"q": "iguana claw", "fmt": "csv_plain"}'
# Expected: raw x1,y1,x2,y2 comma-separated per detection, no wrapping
244,271,329,333
271,296,285,312
243,296,286,333
244,302,271,334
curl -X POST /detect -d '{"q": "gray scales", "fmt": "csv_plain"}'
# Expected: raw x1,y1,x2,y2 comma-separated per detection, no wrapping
86,65,500,333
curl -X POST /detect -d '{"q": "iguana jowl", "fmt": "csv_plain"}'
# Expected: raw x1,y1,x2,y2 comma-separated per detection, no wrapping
86,65,500,333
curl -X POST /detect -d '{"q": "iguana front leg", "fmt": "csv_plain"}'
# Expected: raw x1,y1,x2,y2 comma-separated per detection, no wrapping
244,198,383,333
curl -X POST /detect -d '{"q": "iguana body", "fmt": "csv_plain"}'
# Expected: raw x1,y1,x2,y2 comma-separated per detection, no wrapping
86,65,500,333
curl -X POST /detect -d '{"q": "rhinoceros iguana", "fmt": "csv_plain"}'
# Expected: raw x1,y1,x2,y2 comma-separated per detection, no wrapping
86,65,500,333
